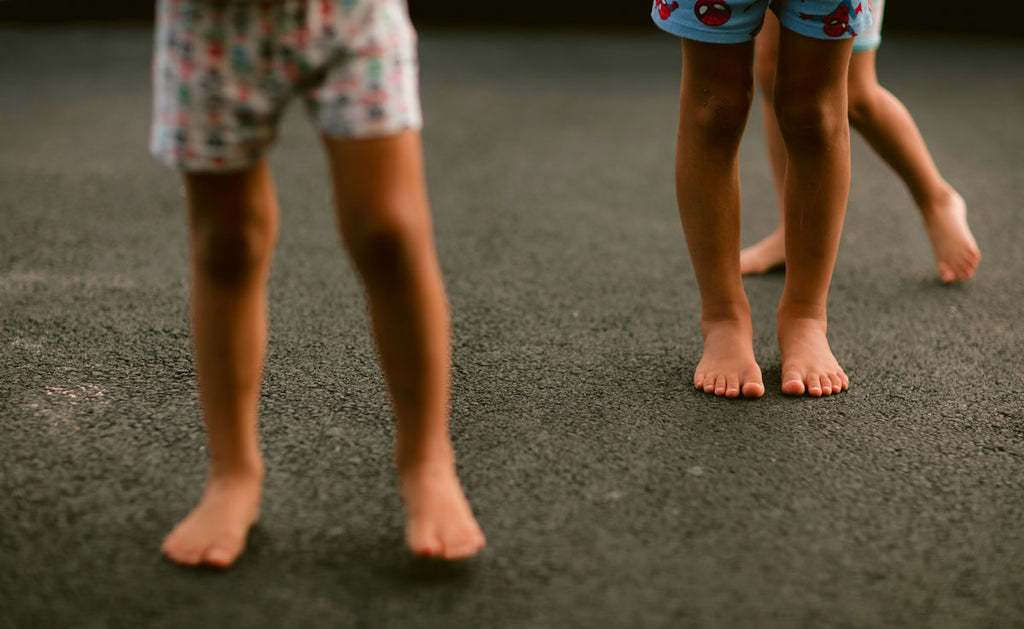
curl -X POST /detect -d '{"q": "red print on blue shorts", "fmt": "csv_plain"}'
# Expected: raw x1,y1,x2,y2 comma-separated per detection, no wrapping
799,0,863,37
655,0,680,20
694,0,732,26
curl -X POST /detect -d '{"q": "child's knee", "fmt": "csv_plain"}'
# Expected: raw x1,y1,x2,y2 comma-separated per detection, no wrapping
338,199,427,274
845,85,874,131
688,85,753,140
192,218,277,283
773,92,846,150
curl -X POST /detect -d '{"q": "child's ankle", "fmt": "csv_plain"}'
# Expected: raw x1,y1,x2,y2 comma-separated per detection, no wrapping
701,300,751,322
207,457,265,483
776,302,827,323
916,182,959,217
395,436,455,477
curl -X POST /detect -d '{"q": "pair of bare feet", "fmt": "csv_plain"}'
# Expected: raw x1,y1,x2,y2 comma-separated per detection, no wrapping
740,189,980,283
704,189,980,400
161,454,486,569
694,306,849,399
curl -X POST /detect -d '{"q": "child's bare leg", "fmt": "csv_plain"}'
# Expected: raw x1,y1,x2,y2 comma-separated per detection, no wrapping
741,12,788,275
323,130,485,560
847,52,980,283
774,30,853,397
676,39,764,399
162,161,278,567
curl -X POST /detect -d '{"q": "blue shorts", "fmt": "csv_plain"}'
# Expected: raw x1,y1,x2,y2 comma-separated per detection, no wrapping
852,0,883,52
652,0,873,44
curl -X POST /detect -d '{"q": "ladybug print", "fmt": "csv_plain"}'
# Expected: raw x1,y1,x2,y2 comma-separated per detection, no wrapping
694,0,732,26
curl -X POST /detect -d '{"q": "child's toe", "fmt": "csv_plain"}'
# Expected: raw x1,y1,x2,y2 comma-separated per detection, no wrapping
203,546,235,568
725,374,741,398
741,380,764,398
407,526,444,557
781,371,805,396
714,375,727,395
442,538,483,560
807,375,825,396
163,541,203,566
938,264,956,284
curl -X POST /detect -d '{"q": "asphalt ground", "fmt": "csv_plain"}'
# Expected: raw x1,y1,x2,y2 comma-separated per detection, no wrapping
1,26,1022,629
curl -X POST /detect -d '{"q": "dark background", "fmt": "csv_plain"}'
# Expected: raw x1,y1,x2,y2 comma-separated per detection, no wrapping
2,0,1023,37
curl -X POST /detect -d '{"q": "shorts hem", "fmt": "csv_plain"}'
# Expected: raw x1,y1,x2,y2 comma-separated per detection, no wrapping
852,34,881,52
150,148,267,173
317,118,424,142
651,10,760,44
775,20,866,42
775,4,873,42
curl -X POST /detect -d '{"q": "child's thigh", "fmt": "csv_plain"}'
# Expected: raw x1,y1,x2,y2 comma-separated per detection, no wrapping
321,131,426,212
774,27,854,98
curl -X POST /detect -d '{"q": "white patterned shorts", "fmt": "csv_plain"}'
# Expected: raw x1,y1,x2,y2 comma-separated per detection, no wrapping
151,0,422,171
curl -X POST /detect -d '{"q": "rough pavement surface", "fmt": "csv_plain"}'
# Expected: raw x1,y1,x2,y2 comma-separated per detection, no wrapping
1,26,1022,629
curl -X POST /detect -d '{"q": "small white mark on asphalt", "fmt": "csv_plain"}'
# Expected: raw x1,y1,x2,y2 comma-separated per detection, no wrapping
11,337,46,352
22,382,111,428
45,384,107,401
0,271,138,291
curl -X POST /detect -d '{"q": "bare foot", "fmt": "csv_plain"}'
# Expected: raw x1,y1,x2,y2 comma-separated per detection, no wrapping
921,190,980,284
694,318,765,398
161,469,263,568
777,308,849,397
740,228,786,275
400,457,486,560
